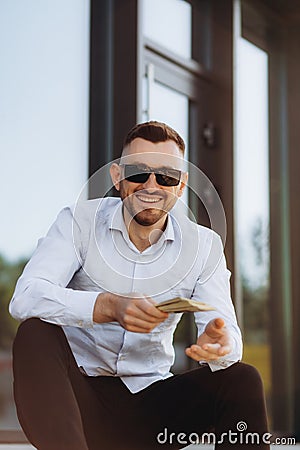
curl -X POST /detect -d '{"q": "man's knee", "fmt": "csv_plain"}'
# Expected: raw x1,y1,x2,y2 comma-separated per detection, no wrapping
13,318,63,358
15,317,45,336
229,362,263,383
220,362,265,397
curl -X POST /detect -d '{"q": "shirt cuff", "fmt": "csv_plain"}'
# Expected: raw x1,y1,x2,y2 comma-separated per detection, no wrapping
64,289,99,328
206,358,240,371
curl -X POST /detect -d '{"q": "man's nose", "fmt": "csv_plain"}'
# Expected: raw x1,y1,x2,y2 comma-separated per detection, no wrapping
142,172,159,189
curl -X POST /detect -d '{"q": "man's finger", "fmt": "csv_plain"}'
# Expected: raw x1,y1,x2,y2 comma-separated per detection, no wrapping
191,343,222,355
185,343,231,361
202,343,222,351
185,346,220,361
138,297,169,319
124,306,167,324
123,315,163,332
206,318,226,338
217,345,231,356
203,343,232,356
215,318,225,329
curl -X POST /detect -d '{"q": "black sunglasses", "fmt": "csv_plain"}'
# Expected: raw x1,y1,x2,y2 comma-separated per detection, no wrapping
121,164,182,187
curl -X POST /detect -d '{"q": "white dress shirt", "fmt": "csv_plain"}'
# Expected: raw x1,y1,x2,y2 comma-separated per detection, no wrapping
10,197,242,393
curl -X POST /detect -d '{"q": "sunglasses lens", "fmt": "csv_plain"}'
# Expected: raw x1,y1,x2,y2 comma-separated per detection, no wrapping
156,173,180,186
124,165,150,183
126,173,150,183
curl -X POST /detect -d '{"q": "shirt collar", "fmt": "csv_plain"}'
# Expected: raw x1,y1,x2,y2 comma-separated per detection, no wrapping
108,200,175,243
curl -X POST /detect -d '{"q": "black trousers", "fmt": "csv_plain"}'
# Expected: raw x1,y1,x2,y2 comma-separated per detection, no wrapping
13,318,270,450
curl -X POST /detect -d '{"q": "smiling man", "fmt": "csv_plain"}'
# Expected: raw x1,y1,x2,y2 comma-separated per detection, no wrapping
10,121,269,449
111,137,187,251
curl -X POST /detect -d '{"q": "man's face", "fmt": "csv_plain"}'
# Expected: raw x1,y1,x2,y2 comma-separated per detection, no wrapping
110,138,187,227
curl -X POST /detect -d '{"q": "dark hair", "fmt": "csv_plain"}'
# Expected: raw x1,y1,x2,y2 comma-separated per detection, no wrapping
123,121,185,155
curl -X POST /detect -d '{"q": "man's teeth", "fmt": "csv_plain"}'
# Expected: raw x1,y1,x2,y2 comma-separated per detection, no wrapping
137,195,161,203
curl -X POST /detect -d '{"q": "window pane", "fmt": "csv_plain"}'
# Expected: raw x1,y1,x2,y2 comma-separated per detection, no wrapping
141,0,192,59
149,80,189,147
0,0,90,262
234,37,271,410
0,0,90,430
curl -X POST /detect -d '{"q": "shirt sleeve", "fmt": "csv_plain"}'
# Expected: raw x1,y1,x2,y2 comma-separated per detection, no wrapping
9,207,98,328
192,232,243,371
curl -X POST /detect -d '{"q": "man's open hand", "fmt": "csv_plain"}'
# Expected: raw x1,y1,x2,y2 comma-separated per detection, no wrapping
185,318,232,362
93,292,169,333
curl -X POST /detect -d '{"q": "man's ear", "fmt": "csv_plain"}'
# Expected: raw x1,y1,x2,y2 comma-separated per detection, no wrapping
110,163,121,191
177,172,188,197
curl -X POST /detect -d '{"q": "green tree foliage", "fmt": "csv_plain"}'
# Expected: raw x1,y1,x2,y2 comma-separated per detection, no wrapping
0,254,27,349
243,283,269,343
242,217,270,344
